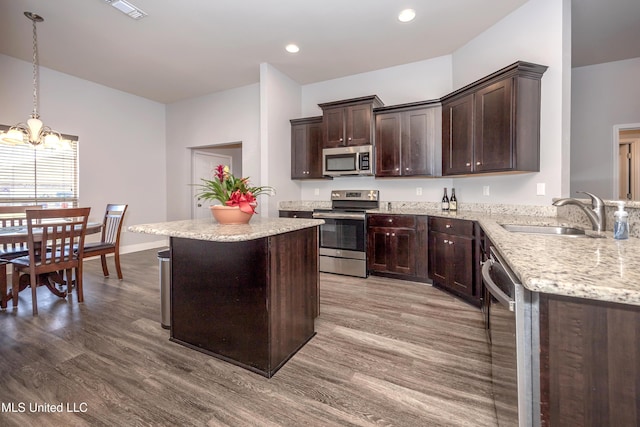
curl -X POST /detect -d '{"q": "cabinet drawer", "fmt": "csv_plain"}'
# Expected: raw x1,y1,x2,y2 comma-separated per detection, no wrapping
368,214,416,228
429,216,474,236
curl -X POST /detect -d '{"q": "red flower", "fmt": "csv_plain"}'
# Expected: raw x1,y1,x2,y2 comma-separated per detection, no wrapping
226,190,257,214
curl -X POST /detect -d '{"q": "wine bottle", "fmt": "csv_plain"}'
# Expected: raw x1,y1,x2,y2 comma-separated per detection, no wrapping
450,188,457,211
441,188,449,211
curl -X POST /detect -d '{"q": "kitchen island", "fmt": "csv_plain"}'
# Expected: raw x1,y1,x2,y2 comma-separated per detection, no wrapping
129,216,324,378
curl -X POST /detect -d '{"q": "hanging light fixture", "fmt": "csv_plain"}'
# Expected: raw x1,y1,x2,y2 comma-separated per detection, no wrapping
2,12,61,147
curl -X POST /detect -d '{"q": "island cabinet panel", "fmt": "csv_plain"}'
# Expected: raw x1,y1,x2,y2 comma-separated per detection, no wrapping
441,61,547,176
170,227,318,378
539,294,640,427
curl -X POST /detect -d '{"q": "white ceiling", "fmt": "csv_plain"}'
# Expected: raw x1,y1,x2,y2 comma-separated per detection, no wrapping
0,0,638,104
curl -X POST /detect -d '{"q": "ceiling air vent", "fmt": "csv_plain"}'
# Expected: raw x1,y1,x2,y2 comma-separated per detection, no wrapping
102,0,147,20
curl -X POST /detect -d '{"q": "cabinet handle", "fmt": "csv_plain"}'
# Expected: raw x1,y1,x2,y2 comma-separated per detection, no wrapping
388,219,393,223
395,168,399,171
405,167,409,171
445,224,451,228
348,137,352,141
391,233,395,237
476,161,481,166
386,233,390,236
340,138,343,142
443,239,449,243
466,162,471,167
449,241,454,245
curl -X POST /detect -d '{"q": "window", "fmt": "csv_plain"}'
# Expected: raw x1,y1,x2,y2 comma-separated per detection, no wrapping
0,125,79,208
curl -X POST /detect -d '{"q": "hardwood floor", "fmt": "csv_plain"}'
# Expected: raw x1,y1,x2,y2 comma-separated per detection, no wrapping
0,249,496,426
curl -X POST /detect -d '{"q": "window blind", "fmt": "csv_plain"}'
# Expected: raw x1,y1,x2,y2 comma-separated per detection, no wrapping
0,125,79,208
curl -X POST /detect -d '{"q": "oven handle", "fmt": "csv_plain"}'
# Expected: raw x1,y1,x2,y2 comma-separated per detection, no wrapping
312,212,366,220
482,259,515,311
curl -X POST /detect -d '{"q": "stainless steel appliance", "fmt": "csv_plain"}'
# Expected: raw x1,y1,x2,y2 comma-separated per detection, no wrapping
312,190,379,277
322,145,374,177
482,247,539,427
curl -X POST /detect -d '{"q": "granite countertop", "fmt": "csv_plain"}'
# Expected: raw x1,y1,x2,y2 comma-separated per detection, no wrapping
280,202,640,307
128,217,324,242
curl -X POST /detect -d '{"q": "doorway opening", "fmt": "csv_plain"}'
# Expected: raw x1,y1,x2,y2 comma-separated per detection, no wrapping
614,125,640,201
190,142,242,219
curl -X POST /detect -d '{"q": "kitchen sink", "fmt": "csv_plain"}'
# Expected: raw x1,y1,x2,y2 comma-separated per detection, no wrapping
500,224,589,237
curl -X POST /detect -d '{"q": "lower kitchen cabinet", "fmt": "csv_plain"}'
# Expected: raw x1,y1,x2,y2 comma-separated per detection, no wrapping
428,216,481,306
367,214,428,282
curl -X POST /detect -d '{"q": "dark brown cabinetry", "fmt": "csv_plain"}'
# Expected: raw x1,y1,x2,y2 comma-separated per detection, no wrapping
374,101,442,177
278,210,313,219
428,216,481,306
367,214,428,282
441,61,547,176
539,294,640,427
290,116,325,179
319,95,383,148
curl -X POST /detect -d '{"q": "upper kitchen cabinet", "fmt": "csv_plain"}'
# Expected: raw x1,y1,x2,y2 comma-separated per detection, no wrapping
374,100,442,177
441,61,548,176
319,95,383,148
290,116,326,180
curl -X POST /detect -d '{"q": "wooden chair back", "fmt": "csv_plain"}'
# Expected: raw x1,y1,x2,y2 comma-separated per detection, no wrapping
0,205,44,254
100,204,128,245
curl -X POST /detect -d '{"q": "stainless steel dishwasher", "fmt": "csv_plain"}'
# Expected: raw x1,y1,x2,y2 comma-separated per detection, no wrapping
482,247,538,427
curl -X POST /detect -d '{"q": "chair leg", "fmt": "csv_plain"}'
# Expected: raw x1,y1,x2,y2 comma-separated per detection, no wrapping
30,271,38,316
76,264,84,303
65,268,73,297
12,266,20,308
114,249,123,280
0,264,7,309
100,254,109,277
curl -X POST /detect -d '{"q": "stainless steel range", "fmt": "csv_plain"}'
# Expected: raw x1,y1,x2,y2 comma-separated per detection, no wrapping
312,190,379,278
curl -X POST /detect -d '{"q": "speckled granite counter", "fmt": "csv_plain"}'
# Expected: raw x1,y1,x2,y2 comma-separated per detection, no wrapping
128,217,324,242
280,202,640,306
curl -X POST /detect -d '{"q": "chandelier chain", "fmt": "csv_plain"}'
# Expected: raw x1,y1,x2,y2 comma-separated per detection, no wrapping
31,15,40,119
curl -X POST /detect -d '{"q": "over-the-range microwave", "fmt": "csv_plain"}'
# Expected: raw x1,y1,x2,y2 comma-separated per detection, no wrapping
322,145,374,177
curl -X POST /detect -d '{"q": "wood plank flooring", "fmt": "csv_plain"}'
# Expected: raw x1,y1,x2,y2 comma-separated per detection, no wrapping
0,249,496,426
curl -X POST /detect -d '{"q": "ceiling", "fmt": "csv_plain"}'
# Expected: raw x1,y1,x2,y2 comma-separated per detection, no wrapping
0,0,638,104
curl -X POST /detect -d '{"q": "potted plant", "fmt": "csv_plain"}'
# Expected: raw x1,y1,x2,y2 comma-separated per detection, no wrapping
196,165,275,224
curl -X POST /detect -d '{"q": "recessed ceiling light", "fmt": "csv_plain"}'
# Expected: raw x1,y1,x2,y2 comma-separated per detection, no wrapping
398,9,416,23
285,44,300,53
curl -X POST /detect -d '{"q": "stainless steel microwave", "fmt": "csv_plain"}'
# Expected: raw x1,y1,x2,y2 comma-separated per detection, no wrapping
322,145,374,177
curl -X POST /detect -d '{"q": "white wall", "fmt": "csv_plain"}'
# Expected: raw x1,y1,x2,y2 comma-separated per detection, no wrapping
259,63,303,218
165,84,260,221
449,0,568,204
0,53,167,252
298,55,453,204
571,57,640,198
297,0,567,206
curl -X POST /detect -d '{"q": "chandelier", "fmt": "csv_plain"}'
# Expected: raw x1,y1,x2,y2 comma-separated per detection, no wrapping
2,12,61,147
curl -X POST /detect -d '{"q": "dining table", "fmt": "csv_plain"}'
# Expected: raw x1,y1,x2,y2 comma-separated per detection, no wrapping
0,221,102,308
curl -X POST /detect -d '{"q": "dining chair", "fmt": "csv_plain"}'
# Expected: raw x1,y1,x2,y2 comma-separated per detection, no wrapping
10,207,91,315
82,204,128,280
0,205,44,309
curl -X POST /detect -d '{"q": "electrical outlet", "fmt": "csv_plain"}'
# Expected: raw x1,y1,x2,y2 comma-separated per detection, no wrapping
416,187,422,196
483,185,490,196
536,183,546,196
314,188,320,196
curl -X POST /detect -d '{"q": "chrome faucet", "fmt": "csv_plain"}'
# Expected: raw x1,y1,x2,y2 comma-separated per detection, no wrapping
552,191,606,232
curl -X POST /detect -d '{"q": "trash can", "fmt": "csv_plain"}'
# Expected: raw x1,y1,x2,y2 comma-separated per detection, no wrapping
157,249,171,329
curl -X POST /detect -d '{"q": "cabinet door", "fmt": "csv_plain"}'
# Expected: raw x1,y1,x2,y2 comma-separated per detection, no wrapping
448,234,474,296
367,227,391,272
428,231,449,285
375,113,401,176
475,78,513,172
442,94,474,175
389,228,416,275
306,121,324,178
323,108,345,148
291,124,308,179
402,108,431,176
346,104,373,146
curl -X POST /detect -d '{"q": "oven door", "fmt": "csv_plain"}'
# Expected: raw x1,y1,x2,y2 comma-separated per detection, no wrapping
313,211,367,277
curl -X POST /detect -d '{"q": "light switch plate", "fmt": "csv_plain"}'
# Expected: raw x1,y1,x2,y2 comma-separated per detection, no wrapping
483,186,490,196
536,183,546,196
314,188,320,196
416,187,422,196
